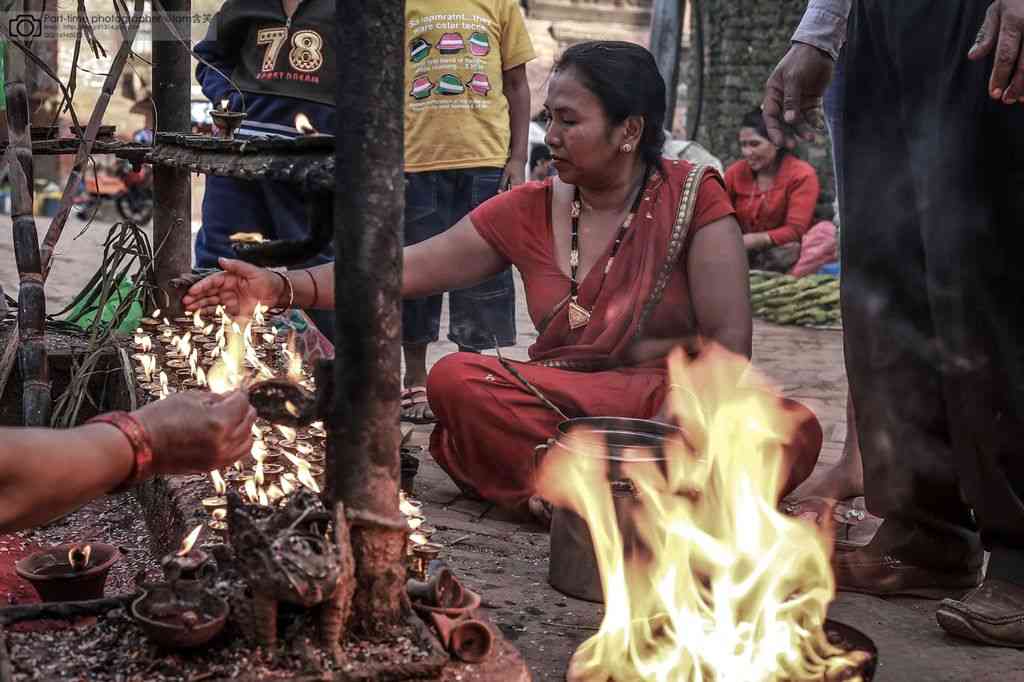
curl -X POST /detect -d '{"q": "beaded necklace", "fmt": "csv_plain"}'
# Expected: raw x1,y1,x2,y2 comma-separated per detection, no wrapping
567,166,650,330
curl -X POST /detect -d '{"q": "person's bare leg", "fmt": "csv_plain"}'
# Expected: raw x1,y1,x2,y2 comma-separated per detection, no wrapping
785,394,865,505
402,342,433,422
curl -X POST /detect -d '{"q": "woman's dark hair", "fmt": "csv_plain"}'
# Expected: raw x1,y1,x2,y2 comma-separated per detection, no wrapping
740,108,789,156
553,41,666,170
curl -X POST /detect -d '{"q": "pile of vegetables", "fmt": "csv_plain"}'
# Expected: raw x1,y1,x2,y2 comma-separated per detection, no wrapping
749,270,841,327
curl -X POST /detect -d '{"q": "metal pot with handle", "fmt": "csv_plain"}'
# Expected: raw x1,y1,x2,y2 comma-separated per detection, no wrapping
537,417,686,603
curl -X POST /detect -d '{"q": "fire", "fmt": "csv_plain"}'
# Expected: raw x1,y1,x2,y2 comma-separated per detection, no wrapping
295,112,317,135
252,439,268,463
285,332,303,382
245,477,259,504
255,462,265,486
152,309,161,318
399,492,423,519
267,483,285,503
177,525,203,556
193,309,203,330
210,470,227,495
296,466,321,493
409,532,428,546
207,327,245,394
68,544,92,571
140,354,156,382
537,346,858,682
280,474,296,495
276,424,297,443
282,449,311,471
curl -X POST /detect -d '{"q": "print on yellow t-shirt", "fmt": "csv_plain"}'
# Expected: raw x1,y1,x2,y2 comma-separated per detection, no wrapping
404,0,535,173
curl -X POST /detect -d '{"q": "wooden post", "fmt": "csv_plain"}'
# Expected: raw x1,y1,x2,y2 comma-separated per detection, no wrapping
4,35,49,426
331,0,407,636
152,0,192,315
650,0,684,127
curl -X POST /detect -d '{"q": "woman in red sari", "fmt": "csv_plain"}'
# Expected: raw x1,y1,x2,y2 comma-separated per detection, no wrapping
183,41,822,516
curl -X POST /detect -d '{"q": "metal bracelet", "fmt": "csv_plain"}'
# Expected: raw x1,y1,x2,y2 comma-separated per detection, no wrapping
270,270,294,313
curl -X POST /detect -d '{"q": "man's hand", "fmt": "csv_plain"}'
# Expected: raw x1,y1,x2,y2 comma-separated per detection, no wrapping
762,43,835,148
969,0,1024,103
499,157,526,192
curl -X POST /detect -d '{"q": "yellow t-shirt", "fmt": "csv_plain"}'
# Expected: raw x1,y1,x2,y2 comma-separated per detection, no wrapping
404,0,536,173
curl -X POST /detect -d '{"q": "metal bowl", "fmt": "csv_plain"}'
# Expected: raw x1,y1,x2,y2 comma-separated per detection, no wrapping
564,618,877,681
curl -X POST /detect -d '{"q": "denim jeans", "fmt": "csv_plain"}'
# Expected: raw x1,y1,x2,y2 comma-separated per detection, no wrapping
402,168,516,350
196,176,336,341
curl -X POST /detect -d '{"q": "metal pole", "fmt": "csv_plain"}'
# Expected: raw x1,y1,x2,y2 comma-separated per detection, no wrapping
331,0,407,635
152,0,192,316
650,0,684,128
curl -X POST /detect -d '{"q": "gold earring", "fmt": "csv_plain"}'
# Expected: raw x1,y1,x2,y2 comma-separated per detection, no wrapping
621,143,633,153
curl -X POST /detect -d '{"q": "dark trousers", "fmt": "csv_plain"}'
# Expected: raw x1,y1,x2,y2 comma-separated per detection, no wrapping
403,168,516,351
842,0,1024,575
197,176,336,342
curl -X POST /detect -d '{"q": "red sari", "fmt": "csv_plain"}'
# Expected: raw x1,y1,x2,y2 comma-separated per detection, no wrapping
427,160,822,510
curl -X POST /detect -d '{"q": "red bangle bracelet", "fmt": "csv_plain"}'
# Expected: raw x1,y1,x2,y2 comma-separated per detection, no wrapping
88,411,154,494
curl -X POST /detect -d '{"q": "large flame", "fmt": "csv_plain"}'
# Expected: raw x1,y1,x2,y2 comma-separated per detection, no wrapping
537,346,857,682
207,326,246,394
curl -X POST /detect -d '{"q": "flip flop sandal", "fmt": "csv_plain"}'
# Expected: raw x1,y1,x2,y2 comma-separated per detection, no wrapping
782,496,865,552
400,386,437,424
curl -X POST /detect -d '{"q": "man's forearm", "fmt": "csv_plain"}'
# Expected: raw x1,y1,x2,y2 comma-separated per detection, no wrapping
792,0,852,60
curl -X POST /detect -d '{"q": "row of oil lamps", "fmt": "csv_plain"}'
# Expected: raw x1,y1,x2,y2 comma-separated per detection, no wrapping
131,307,444,578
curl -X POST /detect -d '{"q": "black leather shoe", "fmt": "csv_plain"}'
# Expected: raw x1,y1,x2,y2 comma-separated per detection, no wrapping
936,579,1024,648
833,548,982,598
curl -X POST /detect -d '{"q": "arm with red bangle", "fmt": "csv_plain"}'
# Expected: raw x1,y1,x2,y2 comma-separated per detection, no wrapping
0,423,136,532
0,391,256,533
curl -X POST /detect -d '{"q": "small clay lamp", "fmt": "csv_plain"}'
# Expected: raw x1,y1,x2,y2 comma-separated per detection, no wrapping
210,100,247,141
131,525,228,649
16,542,120,602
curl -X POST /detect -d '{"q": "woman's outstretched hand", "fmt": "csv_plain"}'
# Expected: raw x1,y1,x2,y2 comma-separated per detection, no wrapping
182,257,280,317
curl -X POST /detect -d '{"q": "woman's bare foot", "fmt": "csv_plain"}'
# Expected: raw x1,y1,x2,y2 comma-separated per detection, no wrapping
782,393,865,539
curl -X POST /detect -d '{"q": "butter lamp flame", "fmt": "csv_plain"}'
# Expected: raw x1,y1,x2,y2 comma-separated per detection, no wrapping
177,525,203,557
